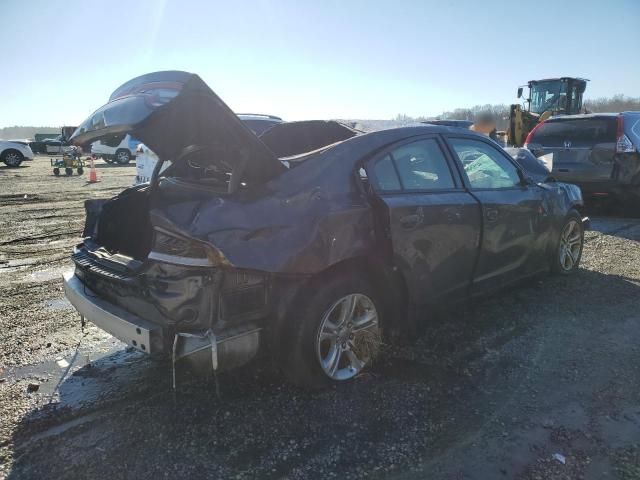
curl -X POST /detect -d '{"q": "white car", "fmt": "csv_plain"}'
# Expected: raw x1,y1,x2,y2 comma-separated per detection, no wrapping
134,144,170,184
1,141,34,167
91,134,140,164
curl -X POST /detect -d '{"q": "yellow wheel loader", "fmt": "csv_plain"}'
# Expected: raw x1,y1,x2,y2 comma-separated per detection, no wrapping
508,77,589,147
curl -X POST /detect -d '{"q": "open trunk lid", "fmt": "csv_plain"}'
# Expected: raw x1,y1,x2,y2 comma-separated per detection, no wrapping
70,71,285,191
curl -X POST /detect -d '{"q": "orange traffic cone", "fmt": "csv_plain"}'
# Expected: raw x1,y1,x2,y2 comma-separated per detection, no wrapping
88,156,98,183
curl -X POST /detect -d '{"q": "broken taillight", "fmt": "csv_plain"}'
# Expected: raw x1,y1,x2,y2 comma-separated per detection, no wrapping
616,115,635,153
153,228,206,258
148,227,228,267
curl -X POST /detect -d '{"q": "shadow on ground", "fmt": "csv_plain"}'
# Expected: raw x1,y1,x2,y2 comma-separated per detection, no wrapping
589,216,640,241
0,165,30,173
7,268,640,479
94,163,137,169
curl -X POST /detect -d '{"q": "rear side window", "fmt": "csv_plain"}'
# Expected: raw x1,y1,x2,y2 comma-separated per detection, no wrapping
531,118,617,146
625,114,640,144
390,139,455,191
372,154,401,191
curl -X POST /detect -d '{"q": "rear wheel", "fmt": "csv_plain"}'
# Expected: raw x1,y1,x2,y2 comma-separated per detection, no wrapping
53,167,60,176
282,273,382,388
551,210,584,275
115,149,131,164
77,167,84,175
2,149,24,167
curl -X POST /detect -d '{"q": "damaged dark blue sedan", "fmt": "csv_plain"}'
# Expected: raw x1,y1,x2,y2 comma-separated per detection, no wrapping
64,71,588,388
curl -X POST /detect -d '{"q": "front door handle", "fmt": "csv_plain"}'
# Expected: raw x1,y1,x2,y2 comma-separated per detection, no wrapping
485,208,499,222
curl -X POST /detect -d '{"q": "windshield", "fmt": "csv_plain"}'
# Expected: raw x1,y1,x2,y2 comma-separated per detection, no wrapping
529,80,567,114
530,117,617,147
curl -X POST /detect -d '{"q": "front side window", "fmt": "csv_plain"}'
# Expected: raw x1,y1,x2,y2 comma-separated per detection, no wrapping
450,138,520,189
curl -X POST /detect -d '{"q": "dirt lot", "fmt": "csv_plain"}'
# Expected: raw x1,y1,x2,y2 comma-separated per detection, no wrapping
1,157,639,480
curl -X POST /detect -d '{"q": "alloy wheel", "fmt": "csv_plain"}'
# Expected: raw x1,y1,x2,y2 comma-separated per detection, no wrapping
116,151,130,163
559,219,582,271
4,152,22,167
316,293,380,381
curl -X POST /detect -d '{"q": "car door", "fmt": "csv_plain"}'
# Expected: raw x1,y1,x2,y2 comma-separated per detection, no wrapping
445,136,550,294
366,135,482,303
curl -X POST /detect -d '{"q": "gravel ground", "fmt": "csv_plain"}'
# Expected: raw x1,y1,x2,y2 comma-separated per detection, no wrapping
1,157,639,480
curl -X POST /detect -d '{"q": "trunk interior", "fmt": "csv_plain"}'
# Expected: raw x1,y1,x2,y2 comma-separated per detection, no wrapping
90,176,231,262
94,188,153,261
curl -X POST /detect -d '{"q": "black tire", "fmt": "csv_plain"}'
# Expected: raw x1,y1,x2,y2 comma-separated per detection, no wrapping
77,167,84,175
65,167,73,176
550,209,584,275
53,167,60,176
115,149,131,164
280,272,383,389
1,149,24,167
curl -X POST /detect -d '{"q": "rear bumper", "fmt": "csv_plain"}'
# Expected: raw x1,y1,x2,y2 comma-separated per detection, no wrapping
63,270,262,370
575,182,640,201
63,271,164,353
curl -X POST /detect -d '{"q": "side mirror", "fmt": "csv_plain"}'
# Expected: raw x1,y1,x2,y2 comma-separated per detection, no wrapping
517,87,523,98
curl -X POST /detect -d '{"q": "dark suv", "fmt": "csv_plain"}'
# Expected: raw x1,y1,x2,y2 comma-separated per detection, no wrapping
525,112,640,206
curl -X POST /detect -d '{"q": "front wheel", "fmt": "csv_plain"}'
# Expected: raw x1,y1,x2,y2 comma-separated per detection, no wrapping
551,210,584,275
115,149,131,164
282,274,383,388
2,149,24,167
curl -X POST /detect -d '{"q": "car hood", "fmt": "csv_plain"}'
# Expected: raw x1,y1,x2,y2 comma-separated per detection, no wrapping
504,147,554,183
70,71,285,189
258,120,361,158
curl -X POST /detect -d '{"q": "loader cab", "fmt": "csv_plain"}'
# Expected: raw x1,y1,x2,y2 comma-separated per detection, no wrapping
518,77,588,116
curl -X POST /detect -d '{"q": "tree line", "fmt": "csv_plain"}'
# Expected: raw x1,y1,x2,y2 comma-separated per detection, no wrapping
0,126,58,141
396,94,640,131
2,95,639,140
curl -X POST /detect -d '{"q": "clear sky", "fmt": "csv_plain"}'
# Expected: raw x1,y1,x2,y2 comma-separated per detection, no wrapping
1,0,639,127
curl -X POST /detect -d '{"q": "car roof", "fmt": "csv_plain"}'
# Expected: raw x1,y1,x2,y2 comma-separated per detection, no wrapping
422,119,474,127
236,113,283,121
547,113,619,122
529,77,589,83
337,124,492,149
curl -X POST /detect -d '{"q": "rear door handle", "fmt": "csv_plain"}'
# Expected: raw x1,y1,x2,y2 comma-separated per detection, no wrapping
485,208,499,222
443,207,462,222
400,214,421,229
